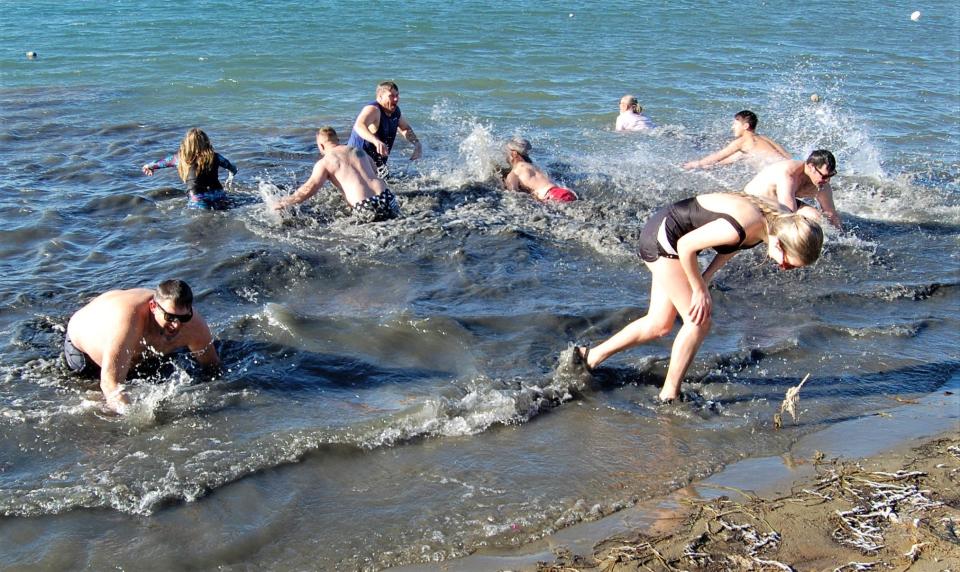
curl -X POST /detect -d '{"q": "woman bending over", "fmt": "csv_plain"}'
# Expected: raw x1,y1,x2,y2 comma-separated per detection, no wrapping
575,192,823,402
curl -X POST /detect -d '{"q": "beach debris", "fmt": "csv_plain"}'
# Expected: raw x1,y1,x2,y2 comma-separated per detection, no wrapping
890,396,919,404
676,497,796,571
833,563,878,572
903,541,928,561
538,438,959,572
947,444,960,460
910,10,921,21
778,374,810,424
804,464,942,554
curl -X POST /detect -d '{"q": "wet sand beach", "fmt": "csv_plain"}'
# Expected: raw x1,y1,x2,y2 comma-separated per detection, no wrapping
538,432,960,572
396,378,959,571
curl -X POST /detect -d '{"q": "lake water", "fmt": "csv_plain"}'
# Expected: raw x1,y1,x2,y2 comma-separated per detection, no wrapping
1,1,958,570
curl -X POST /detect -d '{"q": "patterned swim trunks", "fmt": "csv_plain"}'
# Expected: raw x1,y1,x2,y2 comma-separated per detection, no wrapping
353,189,401,223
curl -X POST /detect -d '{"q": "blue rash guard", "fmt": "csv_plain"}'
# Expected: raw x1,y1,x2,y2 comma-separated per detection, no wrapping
346,101,402,169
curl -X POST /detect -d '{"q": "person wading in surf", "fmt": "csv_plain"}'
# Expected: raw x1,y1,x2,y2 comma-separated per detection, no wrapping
64,279,219,412
346,81,422,179
573,192,823,402
273,127,400,223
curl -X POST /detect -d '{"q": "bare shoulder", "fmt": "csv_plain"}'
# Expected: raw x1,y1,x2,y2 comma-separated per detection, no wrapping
87,288,151,314
183,312,214,341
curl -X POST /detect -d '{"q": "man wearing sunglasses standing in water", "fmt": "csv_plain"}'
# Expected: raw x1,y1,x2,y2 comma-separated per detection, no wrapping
64,279,219,412
744,149,842,229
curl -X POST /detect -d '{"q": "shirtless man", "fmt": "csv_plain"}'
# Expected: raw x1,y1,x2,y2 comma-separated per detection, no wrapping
274,127,400,222
64,279,219,412
503,137,578,202
744,149,842,228
683,110,790,170
346,81,422,177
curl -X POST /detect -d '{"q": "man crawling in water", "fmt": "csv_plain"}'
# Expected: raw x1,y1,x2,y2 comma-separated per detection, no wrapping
64,279,219,412
503,137,578,203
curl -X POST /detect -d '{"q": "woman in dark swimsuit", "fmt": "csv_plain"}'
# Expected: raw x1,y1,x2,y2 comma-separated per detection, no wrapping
575,192,824,402
142,128,238,209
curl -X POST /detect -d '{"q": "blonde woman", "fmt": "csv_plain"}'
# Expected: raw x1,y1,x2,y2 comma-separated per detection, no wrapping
574,192,824,402
616,94,655,131
142,128,238,209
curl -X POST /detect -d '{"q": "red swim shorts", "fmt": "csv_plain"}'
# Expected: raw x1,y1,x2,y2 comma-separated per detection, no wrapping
544,187,577,202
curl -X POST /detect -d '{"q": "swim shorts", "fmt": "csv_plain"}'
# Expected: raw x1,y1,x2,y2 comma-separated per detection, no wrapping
353,189,401,223
63,333,100,378
543,187,577,202
188,190,230,210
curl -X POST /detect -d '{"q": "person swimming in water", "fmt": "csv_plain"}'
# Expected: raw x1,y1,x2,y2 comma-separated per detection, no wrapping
683,110,790,170
142,128,238,209
503,137,578,203
573,192,824,402
616,94,656,131
273,126,400,223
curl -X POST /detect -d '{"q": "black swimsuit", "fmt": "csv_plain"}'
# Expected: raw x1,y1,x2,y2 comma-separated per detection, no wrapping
638,197,762,262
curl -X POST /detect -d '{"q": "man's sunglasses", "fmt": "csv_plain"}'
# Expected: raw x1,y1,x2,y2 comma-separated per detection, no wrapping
813,166,836,179
153,298,193,323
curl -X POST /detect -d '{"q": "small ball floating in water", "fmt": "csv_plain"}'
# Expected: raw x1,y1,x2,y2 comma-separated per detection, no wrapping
26,51,37,59
810,93,821,103
910,11,921,21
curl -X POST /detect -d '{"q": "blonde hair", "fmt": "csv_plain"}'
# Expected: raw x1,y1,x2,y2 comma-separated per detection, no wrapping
176,128,215,182
317,126,339,144
738,193,824,266
622,94,641,113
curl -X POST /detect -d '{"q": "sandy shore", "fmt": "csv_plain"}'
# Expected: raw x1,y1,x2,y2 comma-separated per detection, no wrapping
393,380,958,572
536,432,960,572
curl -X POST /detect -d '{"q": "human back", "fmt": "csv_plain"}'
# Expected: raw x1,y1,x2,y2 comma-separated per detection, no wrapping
324,143,388,206
67,288,153,367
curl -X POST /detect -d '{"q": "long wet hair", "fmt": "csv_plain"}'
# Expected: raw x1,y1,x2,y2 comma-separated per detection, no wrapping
738,193,824,266
176,128,215,182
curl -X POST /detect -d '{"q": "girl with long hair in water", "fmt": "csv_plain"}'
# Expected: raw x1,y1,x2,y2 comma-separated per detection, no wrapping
142,128,238,209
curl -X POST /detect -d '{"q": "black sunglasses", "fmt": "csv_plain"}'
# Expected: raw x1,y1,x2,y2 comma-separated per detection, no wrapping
814,166,836,179
153,298,193,323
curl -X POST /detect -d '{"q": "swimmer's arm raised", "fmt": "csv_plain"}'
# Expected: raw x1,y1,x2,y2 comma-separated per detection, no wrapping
274,161,329,209
142,154,179,176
